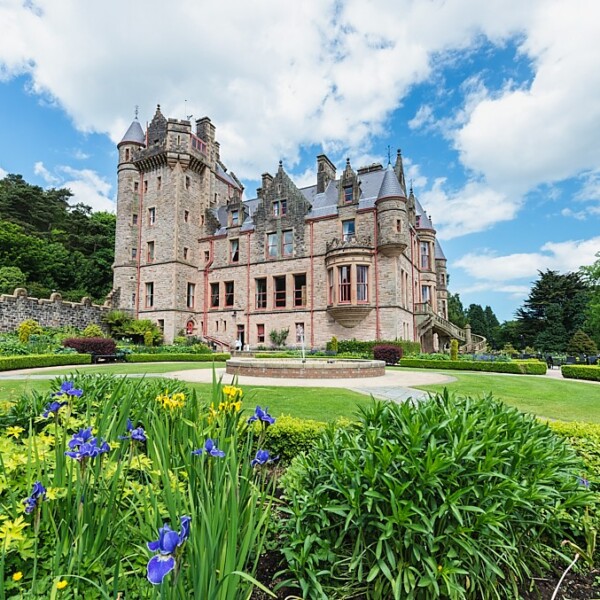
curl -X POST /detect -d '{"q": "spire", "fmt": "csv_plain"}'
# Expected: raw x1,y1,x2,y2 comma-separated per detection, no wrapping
118,114,145,147
394,149,407,196
377,164,405,200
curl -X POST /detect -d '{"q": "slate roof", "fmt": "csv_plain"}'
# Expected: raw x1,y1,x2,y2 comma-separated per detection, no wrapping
119,119,145,146
377,165,405,199
435,238,446,260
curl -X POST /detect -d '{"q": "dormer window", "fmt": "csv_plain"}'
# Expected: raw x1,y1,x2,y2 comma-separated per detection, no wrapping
273,199,287,217
342,219,355,242
343,185,353,203
231,210,239,226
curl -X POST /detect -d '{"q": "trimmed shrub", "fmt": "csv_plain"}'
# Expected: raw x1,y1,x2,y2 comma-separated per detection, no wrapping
562,365,600,382
337,338,420,356
17,319,43,343
281,394,591,599
125,353,230,362
548,420,600,480
400,358,547,374
63,337,117,355
326,336,339,353
567,330,598,355
259,416,328,464
0,353,91,371
82,323,105,338
373,343,402,365
450,338,458,360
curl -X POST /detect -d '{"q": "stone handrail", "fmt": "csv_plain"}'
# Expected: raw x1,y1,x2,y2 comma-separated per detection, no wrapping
326,235,373,253
414,302,466,341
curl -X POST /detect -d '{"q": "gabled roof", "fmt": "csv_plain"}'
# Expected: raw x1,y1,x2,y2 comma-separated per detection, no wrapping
119,119,145,147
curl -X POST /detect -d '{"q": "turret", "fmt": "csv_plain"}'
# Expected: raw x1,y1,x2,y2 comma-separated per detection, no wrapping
317,154,336,194
376,165,408,257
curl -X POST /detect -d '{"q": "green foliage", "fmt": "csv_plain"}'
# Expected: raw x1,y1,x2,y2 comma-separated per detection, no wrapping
562,365,600,381
450,339,458,360
0,265,26,293
447,292,467,328
269,327,289,348
143,329,153,347
103,311,163,344
567,329,598,355
400,357,547,374
0,353,91,371
281,394,592,599
326,335,339,353
260,415,328,464
82,323,105,338
336,338,421,356
17,318,43,343
548,420,600,481
63,337,117,355
580,252,600,346
125,353,230,362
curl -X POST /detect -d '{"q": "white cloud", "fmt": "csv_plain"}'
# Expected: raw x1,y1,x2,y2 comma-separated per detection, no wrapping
0,166,7,179
408,105,434,130
454,236,600,282
59,166,114,212
33,161,59,185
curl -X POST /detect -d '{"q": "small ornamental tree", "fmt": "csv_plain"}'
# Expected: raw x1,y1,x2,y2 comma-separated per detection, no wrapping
63,337,116,355
567,329,598,355
269,328,289,348
82,324,104,338
17,319,43,343
373,344,402,365
450,339,459,360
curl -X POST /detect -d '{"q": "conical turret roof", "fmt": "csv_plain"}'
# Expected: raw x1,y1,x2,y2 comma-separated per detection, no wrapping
377,164,405,199
119,119,145,147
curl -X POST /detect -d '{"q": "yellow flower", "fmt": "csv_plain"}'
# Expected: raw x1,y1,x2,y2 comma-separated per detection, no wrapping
0,516,29,549
12,571,23,582
155,390,186,411
56,579,68,590
222,385,243,400
6,426,25,439
437,565,443,572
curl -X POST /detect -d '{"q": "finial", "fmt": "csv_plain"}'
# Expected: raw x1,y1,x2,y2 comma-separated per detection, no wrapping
346,157,350,165
134,105,139,120
409,179,414,194
397,148,401,157
279,160,283,168
387,145,391,165
156,104,161,112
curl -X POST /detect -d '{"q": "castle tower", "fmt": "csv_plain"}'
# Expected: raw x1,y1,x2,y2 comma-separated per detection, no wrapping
376,165,408,257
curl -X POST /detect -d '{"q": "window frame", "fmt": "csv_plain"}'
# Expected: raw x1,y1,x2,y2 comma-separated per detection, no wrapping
210,283,220,308
145,282,154,308
186,282,196,309
224,281,235,307
255,278,267,310
342,219,355,242
148,207,156,226
230,238,240,263
357,265,369,303
273,275,286,308
338,265,351,303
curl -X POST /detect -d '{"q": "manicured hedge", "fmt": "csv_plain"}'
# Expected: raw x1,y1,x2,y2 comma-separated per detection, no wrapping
399,358,547,374
561,365,600,382
125,353,230,363
0,353,92,371
549,420,600,479
337,338,421,356
64,337,117,355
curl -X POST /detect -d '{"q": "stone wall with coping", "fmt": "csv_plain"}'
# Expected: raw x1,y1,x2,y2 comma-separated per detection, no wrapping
0,288,111,333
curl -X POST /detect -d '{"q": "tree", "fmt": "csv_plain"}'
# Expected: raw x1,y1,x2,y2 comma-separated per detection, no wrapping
580,252,600,346
483,306,500,348
566,330,598,355
448,293,467,328
466,304,487,337
496,320,521,350
534,304,568,353
0,266,26,294
516,270,590,350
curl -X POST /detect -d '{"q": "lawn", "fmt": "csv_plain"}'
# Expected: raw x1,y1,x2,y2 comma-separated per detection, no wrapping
27,361,226,375
413,370,600,423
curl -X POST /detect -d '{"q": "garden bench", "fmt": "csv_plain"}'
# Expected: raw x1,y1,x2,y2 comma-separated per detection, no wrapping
91,351,126,364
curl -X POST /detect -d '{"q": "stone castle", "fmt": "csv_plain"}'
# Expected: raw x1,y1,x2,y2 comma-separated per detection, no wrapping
112,106,475,351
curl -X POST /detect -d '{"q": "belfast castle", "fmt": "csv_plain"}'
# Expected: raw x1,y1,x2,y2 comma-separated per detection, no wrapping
112,106,474,351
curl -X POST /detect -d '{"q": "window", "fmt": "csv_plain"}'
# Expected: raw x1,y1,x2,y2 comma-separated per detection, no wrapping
158,319,165,332
255,278,267,309
186,283,195,308
204,250,210,262
357,265,369,302
396,219,402,233
200,214,205,226
343,185,353,203
294,273,306,307
273,199,287,216
125,148,130,161
327,268,334,305
148,207,156,226
416,215,421,228
144,180,148,193
131,247,137,260
267,233,278,258
134,181,139,192
231,210,239,226
420,242,430,270
421,285,431,304
342,219,355,242
132,213,138,225
157,176,162,191
183,247,189,260
210,283,219,308
147,241,155,263
230,239,239,263
257,323,265,343
282,230,293,256
274,276,286,308
295,323,305,343
338,266,351,303
224,281,234,307
185,176,190,190
184,210,189,223
145,282,154,308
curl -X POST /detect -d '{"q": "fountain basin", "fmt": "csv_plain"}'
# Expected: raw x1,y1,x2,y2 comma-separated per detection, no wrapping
226,357,385,379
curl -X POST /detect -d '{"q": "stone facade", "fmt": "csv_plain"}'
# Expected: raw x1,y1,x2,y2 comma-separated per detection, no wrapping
113,107,463,350
0,289,110,333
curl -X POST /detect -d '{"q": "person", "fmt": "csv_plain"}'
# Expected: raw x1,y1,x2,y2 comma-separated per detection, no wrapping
234,339,242,351
546,355,554,369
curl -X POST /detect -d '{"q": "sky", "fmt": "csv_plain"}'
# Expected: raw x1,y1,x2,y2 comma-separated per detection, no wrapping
1,0,599,323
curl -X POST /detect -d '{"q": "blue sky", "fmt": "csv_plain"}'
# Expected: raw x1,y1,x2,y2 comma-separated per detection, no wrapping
1,0,599,322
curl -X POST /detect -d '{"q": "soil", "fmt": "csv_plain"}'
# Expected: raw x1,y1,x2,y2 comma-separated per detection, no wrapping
251,551,600,599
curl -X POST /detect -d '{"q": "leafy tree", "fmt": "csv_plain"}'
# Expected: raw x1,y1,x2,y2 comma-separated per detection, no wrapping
566,330,598,355
534,304,568,353
447,293,467,328
496,320,521,350
466,304,487,337
0,266,26,294
516,269,590,349
483,306,500,348
580,252,600,346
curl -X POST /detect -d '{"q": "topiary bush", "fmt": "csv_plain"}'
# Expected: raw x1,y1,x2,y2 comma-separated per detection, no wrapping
373,343,402,365
562,365,600,381
281,393,591,599
82,323,105,338
17,319,43,343
63,337,117,355
450,338,459,360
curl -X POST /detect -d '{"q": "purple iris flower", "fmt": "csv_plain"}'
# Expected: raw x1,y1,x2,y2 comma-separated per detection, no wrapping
191,438,225,458
247,406,276,427
42,400,67,418
23,481,46,514
578,476,591,488
251,449,278,467
53,381,83,398
147,516,191,585
65,427,110,461
119,418,147,443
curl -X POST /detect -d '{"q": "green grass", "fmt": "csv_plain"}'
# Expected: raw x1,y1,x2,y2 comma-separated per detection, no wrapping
26,361,226,375
413,370,600,423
